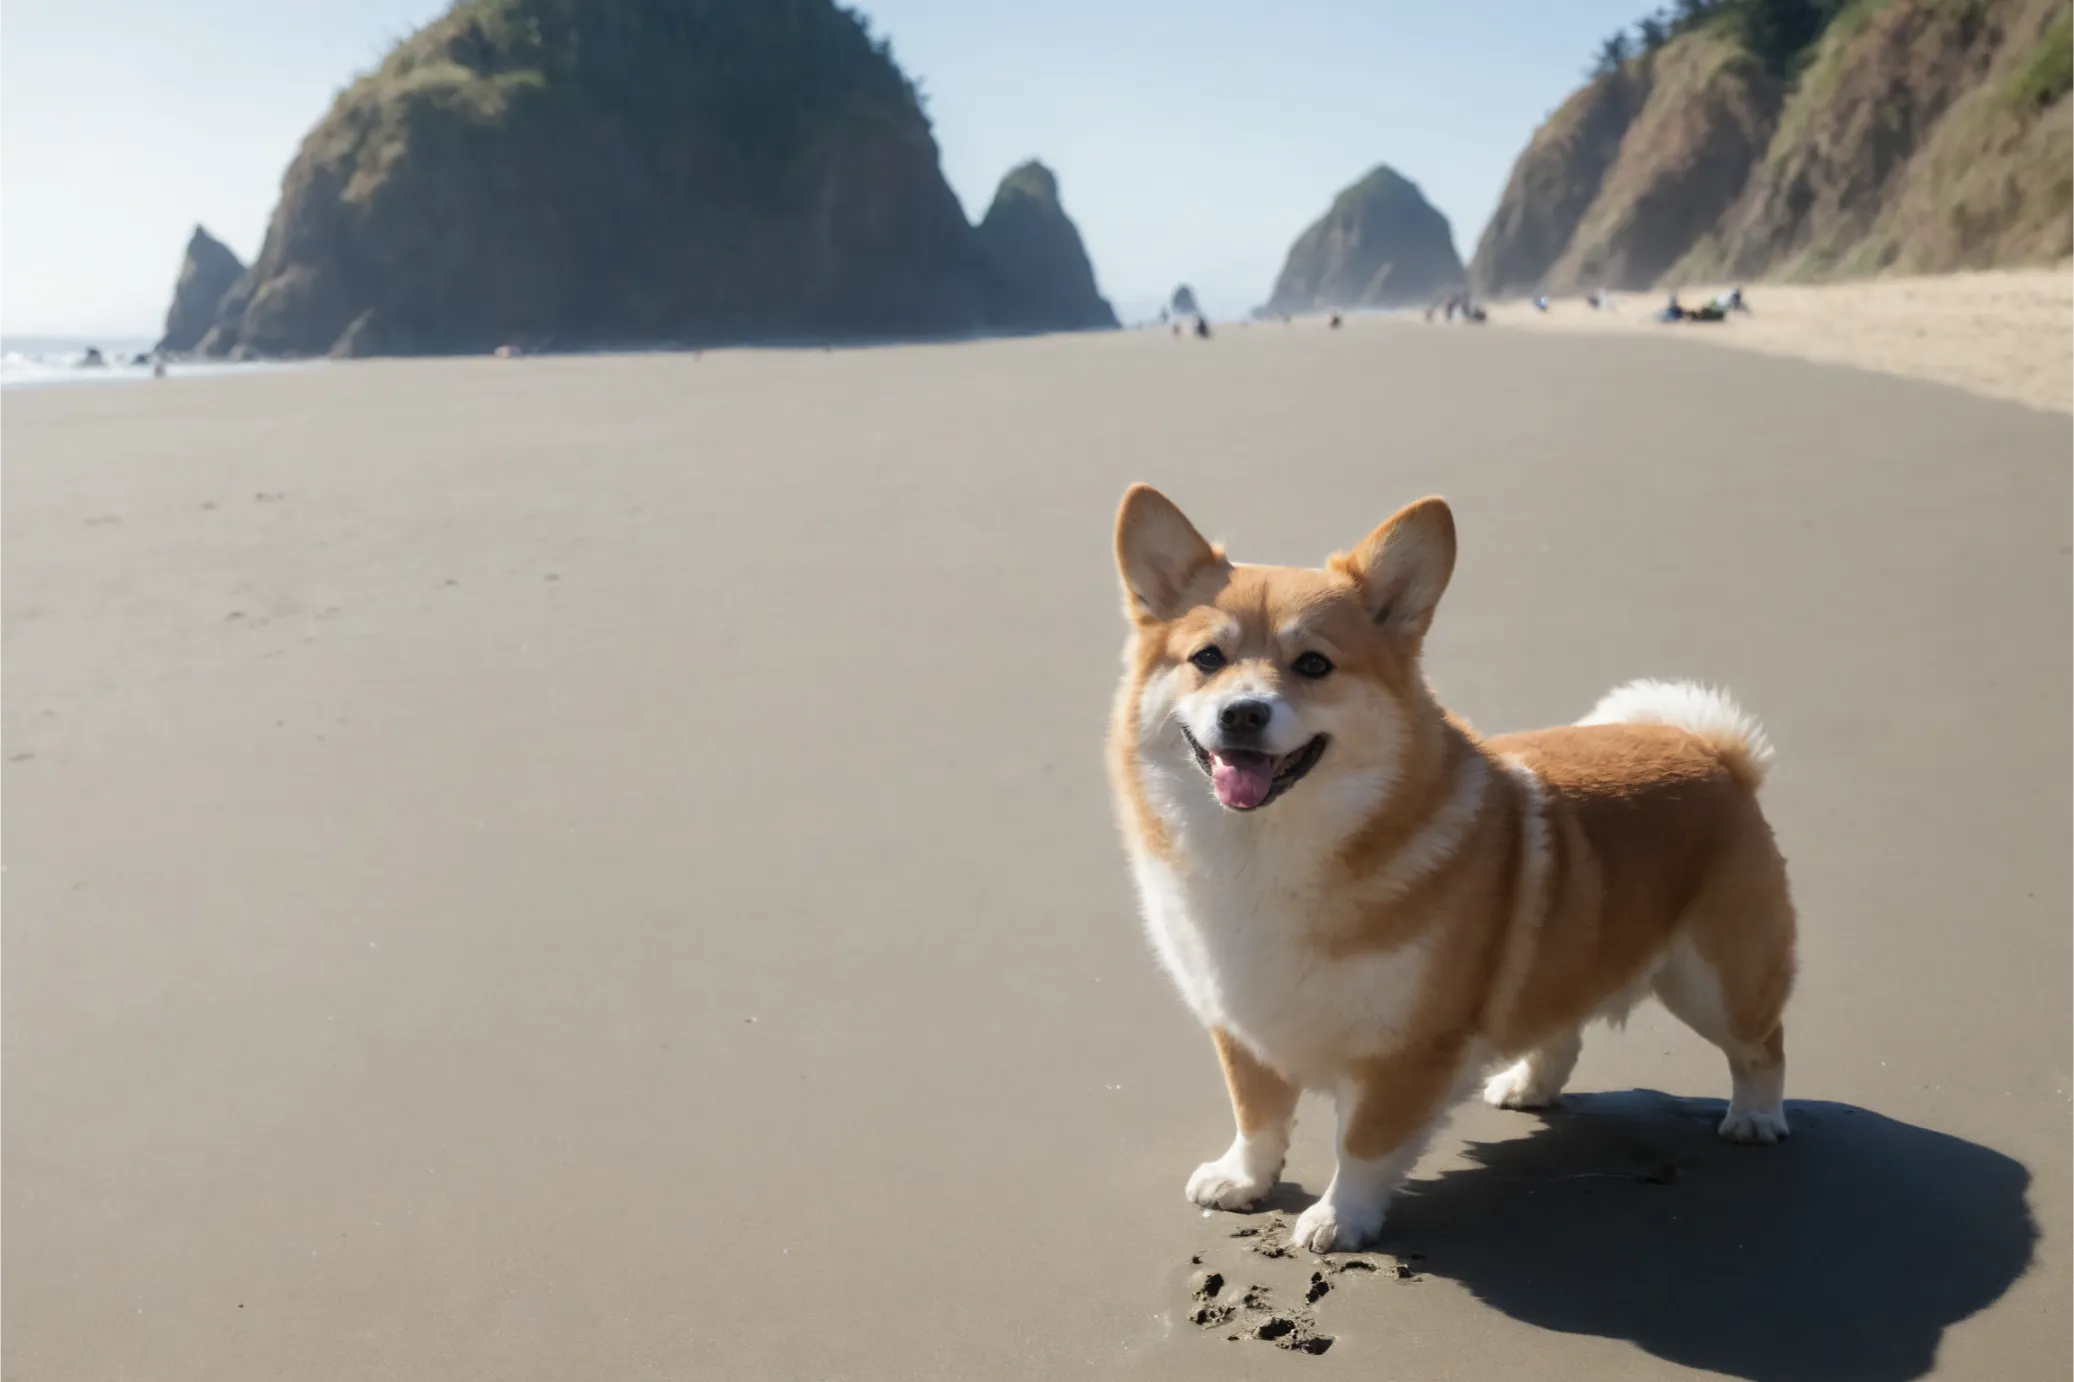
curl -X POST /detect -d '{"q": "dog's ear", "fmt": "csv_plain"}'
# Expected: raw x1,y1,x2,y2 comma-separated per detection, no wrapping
1115,484,1224,622
1336,497,1456,639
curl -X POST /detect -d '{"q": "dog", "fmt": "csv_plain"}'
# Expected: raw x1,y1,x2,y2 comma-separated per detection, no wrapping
1106,485,1797,1253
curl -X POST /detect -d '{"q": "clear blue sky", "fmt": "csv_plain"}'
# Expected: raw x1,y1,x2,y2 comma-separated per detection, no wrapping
1,0,1644,337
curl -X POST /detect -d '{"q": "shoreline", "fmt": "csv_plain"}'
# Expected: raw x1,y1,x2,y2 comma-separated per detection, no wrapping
0,323,1141,389
15,267,2065,412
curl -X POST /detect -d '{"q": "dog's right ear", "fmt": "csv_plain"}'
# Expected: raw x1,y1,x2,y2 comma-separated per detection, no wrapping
1115,484,1223,622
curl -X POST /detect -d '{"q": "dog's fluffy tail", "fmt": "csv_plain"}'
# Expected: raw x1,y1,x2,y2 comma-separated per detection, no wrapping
1578,679,1775,792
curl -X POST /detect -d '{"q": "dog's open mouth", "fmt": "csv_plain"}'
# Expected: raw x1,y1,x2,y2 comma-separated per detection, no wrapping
1181,728,1329,811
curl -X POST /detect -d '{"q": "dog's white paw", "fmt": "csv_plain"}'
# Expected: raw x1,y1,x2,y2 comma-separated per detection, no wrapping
1717,1107,1790,1144
1186,1156,1275,1211
1482,1059,1564,1110
1292,1197,1386,1254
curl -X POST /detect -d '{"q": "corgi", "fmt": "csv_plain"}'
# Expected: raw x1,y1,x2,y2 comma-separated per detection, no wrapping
1107,485,1796,1253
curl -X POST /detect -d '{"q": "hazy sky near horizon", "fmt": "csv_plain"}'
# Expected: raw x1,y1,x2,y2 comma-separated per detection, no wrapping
2,0,1644,337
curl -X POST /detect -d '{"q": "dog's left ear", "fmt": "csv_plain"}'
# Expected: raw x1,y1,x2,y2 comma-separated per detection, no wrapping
1336,497,1456,639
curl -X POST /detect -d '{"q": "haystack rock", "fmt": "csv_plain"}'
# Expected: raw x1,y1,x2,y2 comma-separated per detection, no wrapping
193,0,1034,358
1265,165,1464,313
972,160,1116,331
157,226,245,354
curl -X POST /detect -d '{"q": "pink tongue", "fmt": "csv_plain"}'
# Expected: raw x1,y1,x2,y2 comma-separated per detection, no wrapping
1211,752,1277,809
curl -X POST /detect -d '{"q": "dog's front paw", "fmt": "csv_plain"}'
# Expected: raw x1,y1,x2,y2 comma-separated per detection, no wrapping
1717,1107,1789,1144
1482,1059,1563,1110
1292,1196,1386,1254
1186,1155,1276,1211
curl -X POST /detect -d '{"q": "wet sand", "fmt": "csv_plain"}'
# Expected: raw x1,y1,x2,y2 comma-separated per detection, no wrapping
5,324,2068,1378
1487,265,2074,415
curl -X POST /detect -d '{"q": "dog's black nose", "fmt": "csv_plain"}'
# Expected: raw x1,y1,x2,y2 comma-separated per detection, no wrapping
1218,699,1273,736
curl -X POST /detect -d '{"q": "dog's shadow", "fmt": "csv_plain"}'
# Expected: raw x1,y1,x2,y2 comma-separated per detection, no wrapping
1375,1091,2037,1382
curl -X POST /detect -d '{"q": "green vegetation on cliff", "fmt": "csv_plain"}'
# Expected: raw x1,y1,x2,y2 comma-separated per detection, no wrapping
1680,0,2073,279
1474,0,2071,295
1475,28,1776,297
1593,0,1848,77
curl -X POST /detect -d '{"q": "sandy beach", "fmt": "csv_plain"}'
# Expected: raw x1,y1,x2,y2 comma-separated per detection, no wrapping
1486,265,2074,415
5,324,2068,1379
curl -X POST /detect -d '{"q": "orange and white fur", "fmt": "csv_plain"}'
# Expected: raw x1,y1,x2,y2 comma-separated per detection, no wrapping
1107,485,1796,1253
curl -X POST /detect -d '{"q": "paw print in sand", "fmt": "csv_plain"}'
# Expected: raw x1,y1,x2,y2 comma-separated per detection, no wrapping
1179,1212,1428,1356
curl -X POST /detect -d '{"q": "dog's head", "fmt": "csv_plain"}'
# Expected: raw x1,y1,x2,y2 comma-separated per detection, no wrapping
1111,484,1455,818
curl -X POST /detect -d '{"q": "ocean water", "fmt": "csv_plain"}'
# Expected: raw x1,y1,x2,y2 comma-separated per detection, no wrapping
1,336,301,389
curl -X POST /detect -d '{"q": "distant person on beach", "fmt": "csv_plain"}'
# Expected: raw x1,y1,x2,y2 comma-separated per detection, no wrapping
1329,313,1343,329
1194,316,1212,339
1661,292,1728,323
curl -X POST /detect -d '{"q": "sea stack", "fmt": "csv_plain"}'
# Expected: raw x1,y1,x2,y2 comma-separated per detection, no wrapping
195,0,994,357
973,160,1117,331
1265,165,1463,314
157,226,245,354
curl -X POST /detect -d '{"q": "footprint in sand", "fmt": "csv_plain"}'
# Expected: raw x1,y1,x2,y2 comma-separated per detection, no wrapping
1180,1211,1431,1357
1181,1216,1334,1355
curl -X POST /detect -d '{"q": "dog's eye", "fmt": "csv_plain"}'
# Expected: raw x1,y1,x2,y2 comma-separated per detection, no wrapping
1190,646,1227,674
1292,651,1334,680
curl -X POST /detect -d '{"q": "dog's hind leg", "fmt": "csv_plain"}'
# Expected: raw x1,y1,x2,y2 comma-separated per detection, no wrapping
1654,927,1793,1144
1716,1023,1789,1144
1481,1026,1583,1110
1655,805,1796,1143
1656,953,1788,1141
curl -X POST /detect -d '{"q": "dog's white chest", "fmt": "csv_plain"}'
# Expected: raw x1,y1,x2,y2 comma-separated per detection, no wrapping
1130,844,1429,1087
